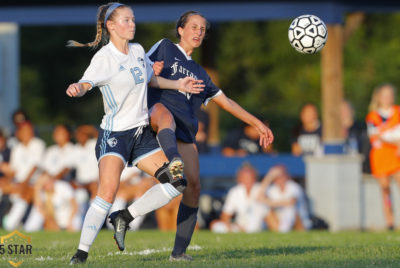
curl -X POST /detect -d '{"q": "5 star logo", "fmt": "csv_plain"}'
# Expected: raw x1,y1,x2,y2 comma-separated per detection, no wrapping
0,230,32,267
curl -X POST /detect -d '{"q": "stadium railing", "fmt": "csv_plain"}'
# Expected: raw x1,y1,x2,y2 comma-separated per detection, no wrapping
198,153,305,178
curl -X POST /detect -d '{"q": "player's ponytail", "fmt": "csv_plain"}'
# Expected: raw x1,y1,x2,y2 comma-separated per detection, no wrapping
67,2,127,48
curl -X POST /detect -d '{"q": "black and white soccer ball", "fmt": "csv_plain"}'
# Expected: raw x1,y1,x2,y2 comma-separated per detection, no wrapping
288,15,328,54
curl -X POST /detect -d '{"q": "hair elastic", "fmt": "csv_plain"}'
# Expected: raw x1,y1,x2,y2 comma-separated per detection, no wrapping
104,3,123,28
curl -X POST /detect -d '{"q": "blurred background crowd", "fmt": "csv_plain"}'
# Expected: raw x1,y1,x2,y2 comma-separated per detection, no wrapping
0,88,378,233
2,4,400,234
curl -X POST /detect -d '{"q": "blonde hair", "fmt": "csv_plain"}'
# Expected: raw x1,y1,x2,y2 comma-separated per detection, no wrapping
236,162,259,180
66,2,128,48
368,83,396,112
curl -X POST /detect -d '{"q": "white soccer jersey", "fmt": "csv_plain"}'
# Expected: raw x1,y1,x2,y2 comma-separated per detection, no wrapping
223,183,268,233
10,137,46,183
267,180,302,203
41,143,75,177
266,180,303,232
73,139,98,184
79,41,154,131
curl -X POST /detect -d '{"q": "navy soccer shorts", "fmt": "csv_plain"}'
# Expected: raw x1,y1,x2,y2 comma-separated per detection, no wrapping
95,125,161,166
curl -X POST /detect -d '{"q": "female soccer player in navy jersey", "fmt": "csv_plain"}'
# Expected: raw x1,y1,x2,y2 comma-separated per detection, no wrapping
66,3,204,264
112,10,274,261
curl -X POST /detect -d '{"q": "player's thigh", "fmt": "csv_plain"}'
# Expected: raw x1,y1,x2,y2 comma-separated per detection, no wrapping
376,176,391,190
136,150,168,177
177,142,200,186
149,103,176,132
97,155,125,202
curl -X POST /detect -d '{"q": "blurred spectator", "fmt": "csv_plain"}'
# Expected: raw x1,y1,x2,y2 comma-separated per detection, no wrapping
210,163,268,233
107,167,155,231
366,83,400,230
340,100,364,154
7,109,30,149
1,121,45,230
0,129,11,224
222,122,274,157
71,125,99,228
24,175,78,232
39,124,75,182
257,165,308,233
0,129,10,177
22,124,76,231
195,108,210,154
291,103,322,156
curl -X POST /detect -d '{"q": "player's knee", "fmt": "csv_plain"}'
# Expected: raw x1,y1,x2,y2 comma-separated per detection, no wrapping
152,103,175,129
379,181,390,193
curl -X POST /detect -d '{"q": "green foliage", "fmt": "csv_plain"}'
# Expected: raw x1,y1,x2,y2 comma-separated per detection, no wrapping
344,13,400,120
216,20,321,150
18,13,400,151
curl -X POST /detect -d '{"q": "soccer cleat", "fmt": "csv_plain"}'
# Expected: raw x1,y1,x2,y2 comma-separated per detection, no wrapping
109,210,129,251
69,249,88,265
168,157,184,180
169,253,193,262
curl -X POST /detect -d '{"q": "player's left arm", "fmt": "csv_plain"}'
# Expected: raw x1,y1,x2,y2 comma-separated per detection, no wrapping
213,93,274,148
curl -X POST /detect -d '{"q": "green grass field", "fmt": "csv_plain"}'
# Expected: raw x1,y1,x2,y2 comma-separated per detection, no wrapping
1,230,400,267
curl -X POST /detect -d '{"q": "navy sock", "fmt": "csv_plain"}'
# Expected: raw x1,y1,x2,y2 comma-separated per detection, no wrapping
172,202,198,256
156,128,180,161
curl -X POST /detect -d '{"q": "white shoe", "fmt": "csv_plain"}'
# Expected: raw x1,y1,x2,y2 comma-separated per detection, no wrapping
169,253,193,262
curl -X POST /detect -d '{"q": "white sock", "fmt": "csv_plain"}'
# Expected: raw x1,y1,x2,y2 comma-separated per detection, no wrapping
129,215,145,231
127,183,180,218
4,196,28,231
24,206,44,232
78,196,111,252
106,197,127,230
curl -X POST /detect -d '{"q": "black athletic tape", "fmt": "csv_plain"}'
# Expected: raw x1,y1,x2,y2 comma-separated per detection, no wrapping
155,163,187,192
155,163,170,183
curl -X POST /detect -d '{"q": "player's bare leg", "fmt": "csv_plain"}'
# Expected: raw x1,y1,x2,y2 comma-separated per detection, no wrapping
150,103,184,179
109,150,184,251
377,176,394,230
70,155,123,264
170,142,200,261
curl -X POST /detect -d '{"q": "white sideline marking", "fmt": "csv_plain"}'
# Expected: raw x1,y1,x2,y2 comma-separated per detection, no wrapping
35,256,54,261
29,245,203,262
107,245,203,256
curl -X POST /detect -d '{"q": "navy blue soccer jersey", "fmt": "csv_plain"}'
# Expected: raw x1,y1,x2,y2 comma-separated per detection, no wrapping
147,39,222,143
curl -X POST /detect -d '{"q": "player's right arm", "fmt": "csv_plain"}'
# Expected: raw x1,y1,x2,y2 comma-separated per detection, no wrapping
66,82,92,98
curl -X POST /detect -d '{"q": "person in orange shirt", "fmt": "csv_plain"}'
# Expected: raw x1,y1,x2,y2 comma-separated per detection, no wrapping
366,83,400,230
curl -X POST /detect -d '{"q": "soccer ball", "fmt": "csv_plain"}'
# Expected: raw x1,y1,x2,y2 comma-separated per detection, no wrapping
288,15,328,54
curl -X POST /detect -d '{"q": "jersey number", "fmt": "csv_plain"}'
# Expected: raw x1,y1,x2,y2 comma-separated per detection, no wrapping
130,67,144,85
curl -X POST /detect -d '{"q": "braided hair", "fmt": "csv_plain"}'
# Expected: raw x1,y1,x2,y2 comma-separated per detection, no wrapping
67,2,128,48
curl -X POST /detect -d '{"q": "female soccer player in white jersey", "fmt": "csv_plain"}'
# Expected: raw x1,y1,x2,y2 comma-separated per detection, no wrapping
66,3,204,265
111,11,274,261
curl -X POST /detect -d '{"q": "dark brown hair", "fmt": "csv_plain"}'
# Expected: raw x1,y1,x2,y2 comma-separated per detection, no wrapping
175,10,210,39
